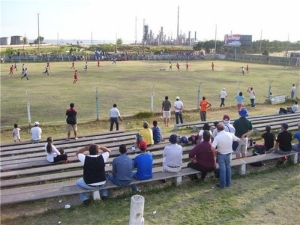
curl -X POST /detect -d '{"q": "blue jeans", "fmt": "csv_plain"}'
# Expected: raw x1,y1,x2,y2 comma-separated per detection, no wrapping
110,117,119,131
107,173,138,191
217,153,232,188
175,112,183,124
250,99,255,107
76,178,108,202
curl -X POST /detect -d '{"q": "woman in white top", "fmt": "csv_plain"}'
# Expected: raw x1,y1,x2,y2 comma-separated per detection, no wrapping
45,137,68,163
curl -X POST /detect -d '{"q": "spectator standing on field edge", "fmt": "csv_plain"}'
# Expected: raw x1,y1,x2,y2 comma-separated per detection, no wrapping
219,88,227,107
233,108,253,159
247,87,256,107
235,92,244,110
12,123,21,142
66,103,78,140
109,103,122,131
291,84,296,99
174,96,184,124
162,96,171,127
199,96,211,121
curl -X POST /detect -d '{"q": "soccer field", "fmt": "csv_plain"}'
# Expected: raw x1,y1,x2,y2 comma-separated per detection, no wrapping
1,60,299,128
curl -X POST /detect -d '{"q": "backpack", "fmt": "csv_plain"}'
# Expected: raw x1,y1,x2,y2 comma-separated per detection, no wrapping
188,134,199,145
250,144,266,167
179,136,188,145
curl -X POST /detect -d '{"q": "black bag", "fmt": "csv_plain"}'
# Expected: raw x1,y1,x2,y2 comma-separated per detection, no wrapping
250,145,266,167
279,108,287,114
232,141,239,151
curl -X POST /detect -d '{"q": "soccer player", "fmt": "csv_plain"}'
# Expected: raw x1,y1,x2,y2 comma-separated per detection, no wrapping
47,62,50,69
112,58,117,65
21,68,29,80
176,63,180,71
14,62,18,71
73,70,78,84
246,64,249,73
44,66,50,76
186,62,189,71
71,61,75,69
84,61,88,71
9,65,14,76
97,59,100,67
21,64,25,75
211,62,214,71
169,61,172,70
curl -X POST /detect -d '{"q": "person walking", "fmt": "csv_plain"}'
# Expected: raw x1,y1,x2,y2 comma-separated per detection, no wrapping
211,124,240,188
174,96,183,124
199,96,211,121
109,103,122,131
21,68,29,80
219,88,227,107
162,96,171,127
247,87,256,107
233,108,253,159
66,103,78,140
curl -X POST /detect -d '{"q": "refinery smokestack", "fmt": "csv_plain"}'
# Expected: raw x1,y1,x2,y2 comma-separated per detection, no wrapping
177,6,179,42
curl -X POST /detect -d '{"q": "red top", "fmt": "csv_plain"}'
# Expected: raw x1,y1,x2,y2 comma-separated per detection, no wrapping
189,141,216,169
200,100,210,112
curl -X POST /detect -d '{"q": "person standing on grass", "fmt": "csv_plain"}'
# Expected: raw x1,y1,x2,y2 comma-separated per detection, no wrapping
235,92,244,110
84,61,88,71
66,103,78,140
291,84,296,99
174,96,184,124
12,124,21,142
76,144,111,205
246,65,249,73
46,61,50,69
21,68,29,80
169,61,172,70
152,120,162,144
162,96,172,127
107,144,138,193
162,134,182,173
14,62,18,71
211,124,240,189
247,87,256,107
71,61,75,69
186,61,189,71
176,63,180,71
21,64,25,75
188,130,216,182
199,96,211,121
31,121,42,143
45,137,69,163
9,65,14,76
233,108,253,159
109,103,122,131
242,67,245,75
219,88,227,107
211,62,214,71
44,66,50,76
292,124,300,152
73,70,78,84
97,59,100,67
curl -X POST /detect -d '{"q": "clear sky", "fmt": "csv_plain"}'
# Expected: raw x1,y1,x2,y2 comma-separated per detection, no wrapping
1,0,299,43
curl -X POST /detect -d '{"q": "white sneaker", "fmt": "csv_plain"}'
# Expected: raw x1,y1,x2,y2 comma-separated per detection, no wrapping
74,137,78,140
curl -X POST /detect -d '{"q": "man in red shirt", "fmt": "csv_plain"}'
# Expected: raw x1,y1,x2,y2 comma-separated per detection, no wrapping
73,70,78,84
199,96,211,121
186,62,189,71
211,62,214,71
9,65,14,76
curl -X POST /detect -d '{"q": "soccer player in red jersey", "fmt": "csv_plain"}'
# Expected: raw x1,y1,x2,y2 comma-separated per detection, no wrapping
73,70,78,84
9,65,14,76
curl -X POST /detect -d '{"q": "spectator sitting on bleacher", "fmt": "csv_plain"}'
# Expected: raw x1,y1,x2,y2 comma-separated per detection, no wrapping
261,126,275,151
137,122,154,147
292,124,300,152
45,137,69,163
188,131,216,182
107,144,138,192
30,121,42,144
270,123,292,155
162,134,183,173
279,101,298,114
76,144,111,205
211,121,219,141
133,141,153,180
152,120,162,144
198,123,212,143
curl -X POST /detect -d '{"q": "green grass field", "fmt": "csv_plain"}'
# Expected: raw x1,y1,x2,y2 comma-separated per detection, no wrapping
1,60,299,129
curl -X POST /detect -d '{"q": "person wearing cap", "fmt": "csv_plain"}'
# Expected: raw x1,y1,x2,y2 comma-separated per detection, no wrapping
162,134,183,173
133,141,153,180
66,103,78,140
233,108,253,158
107,144,138,192
162,96,172,127
138,122,154,146
199,96,211,121
270,123,292,155
219,88,227,107
261,126,275,151
109,103,122,131
292,124,300,152
223,115,235,134
76,144,111,205
30,121,42,143
235,92,244,110
188,130,216,181
174,96,184,124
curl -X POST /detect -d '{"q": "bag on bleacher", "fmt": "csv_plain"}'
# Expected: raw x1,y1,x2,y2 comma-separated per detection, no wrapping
188,134,199,145
250,144,266,167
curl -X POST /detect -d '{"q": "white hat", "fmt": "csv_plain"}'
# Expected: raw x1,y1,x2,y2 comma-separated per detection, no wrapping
176,96,180,100
223,88,226,90
34,121,40,126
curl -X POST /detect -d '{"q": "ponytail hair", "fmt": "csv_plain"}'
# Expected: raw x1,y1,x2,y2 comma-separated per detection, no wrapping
46,137,53,154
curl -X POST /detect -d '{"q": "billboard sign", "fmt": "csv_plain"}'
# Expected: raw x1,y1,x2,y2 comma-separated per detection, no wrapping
224,34,241,47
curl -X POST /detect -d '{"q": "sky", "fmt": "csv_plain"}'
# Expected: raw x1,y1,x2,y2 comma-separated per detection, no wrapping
1,0,299,44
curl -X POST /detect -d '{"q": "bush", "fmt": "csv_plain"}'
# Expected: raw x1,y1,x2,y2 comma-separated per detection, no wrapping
262,49,269,56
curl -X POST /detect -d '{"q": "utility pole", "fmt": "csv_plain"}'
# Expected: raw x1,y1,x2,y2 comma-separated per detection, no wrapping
214,25,217,56
259,29,262,54
142,19,145,55
135,17,137,44
37,13,40,51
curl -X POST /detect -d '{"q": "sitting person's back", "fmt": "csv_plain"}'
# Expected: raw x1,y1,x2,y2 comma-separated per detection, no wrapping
162,134,183,172
291,101,299,113
133,141,153,180
152,120,162,144
138,121,154,146
261,126,275,150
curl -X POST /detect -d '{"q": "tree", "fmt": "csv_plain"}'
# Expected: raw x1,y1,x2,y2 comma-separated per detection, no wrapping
262,49,269,56
34,36,44,44
116,38,123,46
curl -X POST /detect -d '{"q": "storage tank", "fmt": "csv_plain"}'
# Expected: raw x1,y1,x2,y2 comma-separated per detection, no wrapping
0,37,10,45
10,36,24,45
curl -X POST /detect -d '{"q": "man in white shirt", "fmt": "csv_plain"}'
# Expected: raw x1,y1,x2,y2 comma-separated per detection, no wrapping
30,121,42,143
109,103,122,131
162,134,183,172
219,88,227,107
291,84,296,99
76,144,111,205
211,124,240,188
174,96,183,124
